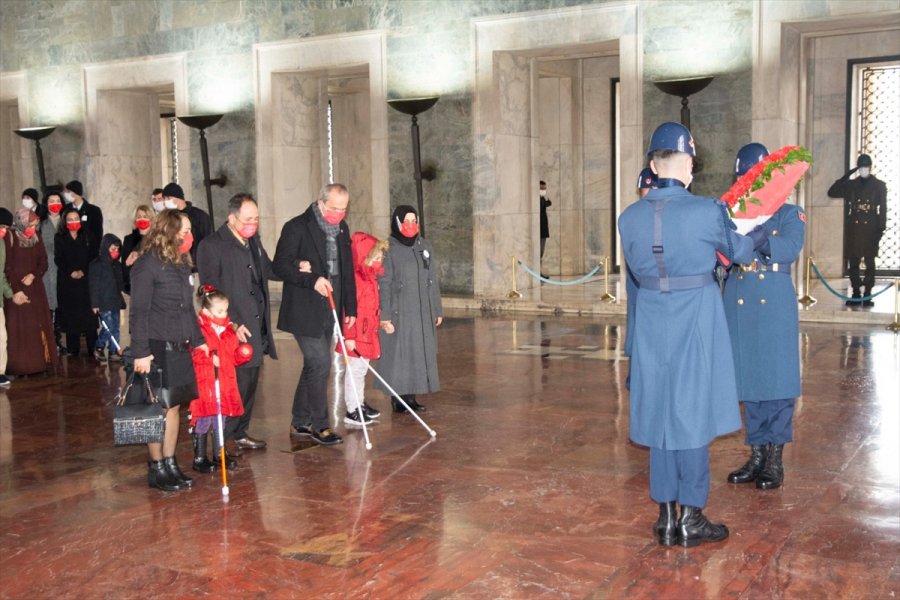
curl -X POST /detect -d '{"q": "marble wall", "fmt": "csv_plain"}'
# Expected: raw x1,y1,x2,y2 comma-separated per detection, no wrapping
1,0,897,296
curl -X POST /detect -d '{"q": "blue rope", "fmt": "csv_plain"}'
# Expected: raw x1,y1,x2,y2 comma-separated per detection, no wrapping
518,261,602,286
809,261,894,301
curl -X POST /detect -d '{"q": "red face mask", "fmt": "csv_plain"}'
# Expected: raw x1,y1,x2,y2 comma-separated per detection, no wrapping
238,222,258,239
400,222,419,238
178,232,194,254
48,202,63,215
135,218,151,231
0,228,6,239
23,226,37,238
323,209,344,225
109,248,120,260
207,313,229,327
66,221,81,232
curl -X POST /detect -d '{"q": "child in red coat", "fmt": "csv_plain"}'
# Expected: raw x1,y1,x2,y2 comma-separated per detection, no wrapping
190,285,252,473
337,233,388,426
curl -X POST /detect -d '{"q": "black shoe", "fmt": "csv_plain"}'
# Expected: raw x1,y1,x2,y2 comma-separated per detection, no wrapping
756,444,784,490
163,456,194,487
862,299,875,308
290,424,313,437
362,403,381,419
191,433,216,473
391,398,407,413
655,501,677,546
235,436,267,449
312,428,343,446
211,438,238,469
846,291,862,307
0,375,9,388
344,410,374,427
407,398,426,413
147,460,180,492
677,505,729,547
727,444,767,484
93,349,107,363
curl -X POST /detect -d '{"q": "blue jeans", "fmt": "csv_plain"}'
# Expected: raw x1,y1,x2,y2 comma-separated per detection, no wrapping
95,310,120,352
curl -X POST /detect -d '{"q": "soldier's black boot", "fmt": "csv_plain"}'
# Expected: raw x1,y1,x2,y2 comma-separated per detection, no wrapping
147,460,180,492
163,455,194,488
191,433,216,473
863,287,874,308
756,444,784,490
845,290,861,307
677,505,729,548
727,444,767,484
654,501,677,546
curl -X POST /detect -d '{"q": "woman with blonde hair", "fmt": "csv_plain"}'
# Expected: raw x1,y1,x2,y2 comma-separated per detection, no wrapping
121,204,153,294
130,209,208,491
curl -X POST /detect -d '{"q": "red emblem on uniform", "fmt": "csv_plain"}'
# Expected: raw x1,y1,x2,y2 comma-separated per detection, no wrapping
798,210,807,223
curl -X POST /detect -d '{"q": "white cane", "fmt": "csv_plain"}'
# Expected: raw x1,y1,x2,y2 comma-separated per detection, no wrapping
326,289,372,450
360,360,437,439
99,318,121,352
213,357,230,498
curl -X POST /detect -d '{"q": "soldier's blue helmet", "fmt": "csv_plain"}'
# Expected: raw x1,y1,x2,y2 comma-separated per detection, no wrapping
637,167,658,190
735,143,769,177
647,122,695,157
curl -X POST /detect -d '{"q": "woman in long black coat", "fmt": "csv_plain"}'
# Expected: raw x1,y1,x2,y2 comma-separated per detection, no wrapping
55,206,97,356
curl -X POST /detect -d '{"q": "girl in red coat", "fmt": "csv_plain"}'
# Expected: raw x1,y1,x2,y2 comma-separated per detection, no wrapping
190,285,252,473
338,233,388,426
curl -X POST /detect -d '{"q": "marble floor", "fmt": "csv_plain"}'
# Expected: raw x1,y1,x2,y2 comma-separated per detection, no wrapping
1,313,898,599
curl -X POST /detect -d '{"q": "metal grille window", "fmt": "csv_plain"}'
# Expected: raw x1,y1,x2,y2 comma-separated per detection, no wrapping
851,59,900,274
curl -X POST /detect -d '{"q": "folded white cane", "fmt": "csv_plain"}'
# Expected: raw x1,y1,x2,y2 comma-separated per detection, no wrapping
99,318,121,352
326,289,372,450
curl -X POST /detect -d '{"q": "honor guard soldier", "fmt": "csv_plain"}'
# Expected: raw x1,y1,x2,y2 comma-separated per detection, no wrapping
724,143,806,491
618,122,755,547
827,154,888,307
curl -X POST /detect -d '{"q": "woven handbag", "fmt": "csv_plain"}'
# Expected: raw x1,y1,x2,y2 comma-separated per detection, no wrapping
113,369,165,446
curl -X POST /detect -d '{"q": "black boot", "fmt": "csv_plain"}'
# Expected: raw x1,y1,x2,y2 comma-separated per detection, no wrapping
677,505,729,547
845,290,861,307
654,501,677,546
756,444,784,490
405,394,426,413
391,397,407,413
727,444,767,484
211,436,238,470
147,459,180,492
192,433,216,473
862,288,874,308
163,456,194,487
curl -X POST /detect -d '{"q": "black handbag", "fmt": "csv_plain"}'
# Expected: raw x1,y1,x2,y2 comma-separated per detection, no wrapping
112,369,165,446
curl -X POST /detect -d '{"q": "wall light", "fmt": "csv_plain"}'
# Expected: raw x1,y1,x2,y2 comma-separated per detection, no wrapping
388,97,439,237
176,114,227,221
14,126,56,193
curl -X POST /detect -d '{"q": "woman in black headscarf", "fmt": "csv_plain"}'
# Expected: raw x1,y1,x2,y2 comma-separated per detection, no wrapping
376,205,443,413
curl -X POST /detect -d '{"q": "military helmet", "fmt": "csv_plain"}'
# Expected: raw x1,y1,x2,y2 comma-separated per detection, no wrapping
647,122,695,157
735,143,769,177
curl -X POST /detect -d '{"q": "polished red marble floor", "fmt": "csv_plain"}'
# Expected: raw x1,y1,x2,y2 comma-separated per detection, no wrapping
1,315,898,599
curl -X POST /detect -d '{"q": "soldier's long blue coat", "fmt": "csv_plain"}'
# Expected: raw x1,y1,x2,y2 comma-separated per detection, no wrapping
723,204,804,401
618,186,754,451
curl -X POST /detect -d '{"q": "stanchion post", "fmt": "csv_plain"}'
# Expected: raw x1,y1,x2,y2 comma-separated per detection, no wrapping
798,256,817,307
887,278,900,333
507,256,522,299
600,256,615,302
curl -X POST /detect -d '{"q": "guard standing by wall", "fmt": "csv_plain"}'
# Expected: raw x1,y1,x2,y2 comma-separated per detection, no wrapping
618,122,755,548
724,143,806,491
827,154,888,307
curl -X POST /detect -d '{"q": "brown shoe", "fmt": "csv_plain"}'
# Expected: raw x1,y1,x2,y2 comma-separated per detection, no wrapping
235,436,267,449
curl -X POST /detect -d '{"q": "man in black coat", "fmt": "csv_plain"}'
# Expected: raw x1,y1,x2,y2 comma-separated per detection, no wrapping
65,180,103,260
197,193,279,450
273,183,357,446
162,182,213,266
827,154,888,307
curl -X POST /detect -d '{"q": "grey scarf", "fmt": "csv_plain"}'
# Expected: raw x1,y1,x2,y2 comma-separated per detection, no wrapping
312,201,340,280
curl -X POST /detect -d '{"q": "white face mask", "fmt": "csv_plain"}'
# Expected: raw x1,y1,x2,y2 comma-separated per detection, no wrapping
63,192,75,203
164,198,178,210
152,200,166,213
858,167,871,178
539,190,547,198
22,198,35,210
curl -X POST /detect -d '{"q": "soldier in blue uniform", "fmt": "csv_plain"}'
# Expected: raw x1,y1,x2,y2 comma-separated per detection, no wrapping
618,123,757,547
724,143,805,490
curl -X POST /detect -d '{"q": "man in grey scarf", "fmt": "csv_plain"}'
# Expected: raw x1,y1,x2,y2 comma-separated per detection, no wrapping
273,183,357,446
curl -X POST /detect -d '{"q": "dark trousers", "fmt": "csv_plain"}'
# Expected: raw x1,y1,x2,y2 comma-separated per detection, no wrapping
649,445,709,508
291,333,332,431
744,398,795,445
847,255,876,292
225,366,261,441
65,327,97,356
540,237,547,259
